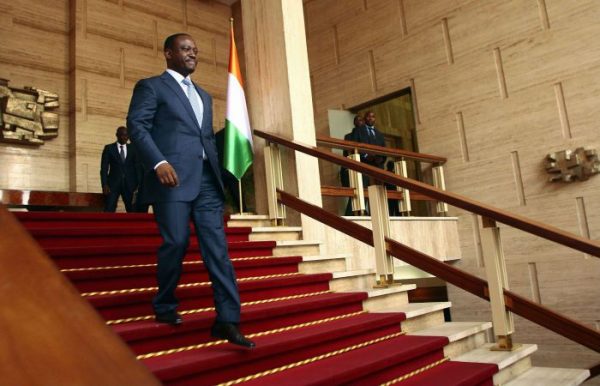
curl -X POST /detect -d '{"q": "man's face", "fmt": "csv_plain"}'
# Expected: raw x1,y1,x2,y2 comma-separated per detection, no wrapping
116,128,128,144
354,116,365,127
365,112,376,126
165,35,198,76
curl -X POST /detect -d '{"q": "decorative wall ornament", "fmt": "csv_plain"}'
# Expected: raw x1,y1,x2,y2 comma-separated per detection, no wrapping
0,78,59,146
545,148,600,182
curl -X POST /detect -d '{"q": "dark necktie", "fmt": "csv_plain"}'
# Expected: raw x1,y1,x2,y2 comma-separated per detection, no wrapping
119,145,125,162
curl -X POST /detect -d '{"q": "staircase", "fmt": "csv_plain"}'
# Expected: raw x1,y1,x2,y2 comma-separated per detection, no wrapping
15,212,590,385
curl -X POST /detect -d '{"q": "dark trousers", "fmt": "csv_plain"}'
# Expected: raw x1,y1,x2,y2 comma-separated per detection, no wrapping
152,166,240,323
104,182,134,212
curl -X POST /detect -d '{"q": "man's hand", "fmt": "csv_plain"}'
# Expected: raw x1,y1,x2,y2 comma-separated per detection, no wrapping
156,163,179,187
102,185,110,195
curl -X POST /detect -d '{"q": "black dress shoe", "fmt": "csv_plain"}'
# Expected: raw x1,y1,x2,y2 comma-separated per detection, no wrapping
155,311,183,325
211,322,256,349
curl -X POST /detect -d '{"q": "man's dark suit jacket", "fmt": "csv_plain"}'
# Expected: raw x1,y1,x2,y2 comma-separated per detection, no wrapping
354,125,386,168
126,72,224,204
100,143,139,194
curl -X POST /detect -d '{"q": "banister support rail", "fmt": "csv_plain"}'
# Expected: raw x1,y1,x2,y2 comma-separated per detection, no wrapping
481,217,517,351
264,142,286,223
258,129,600,374
276,189,600,355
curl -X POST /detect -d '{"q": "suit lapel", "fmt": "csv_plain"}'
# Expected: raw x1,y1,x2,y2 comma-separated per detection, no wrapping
111,143,121,163
160,72,202,133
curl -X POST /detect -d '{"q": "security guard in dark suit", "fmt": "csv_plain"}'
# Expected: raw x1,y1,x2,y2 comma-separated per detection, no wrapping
100,126,140,212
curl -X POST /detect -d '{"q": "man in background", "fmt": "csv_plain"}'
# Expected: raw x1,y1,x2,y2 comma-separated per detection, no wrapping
100,126,139,212
356,111,386,170
341,115,364,215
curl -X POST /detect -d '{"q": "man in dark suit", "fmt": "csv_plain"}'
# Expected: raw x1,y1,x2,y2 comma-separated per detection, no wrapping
126,33,254,348
341,115,364,215
100,126,140,212
355,111,386,170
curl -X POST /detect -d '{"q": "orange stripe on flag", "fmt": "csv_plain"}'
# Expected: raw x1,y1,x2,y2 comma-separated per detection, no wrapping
229,24,243,85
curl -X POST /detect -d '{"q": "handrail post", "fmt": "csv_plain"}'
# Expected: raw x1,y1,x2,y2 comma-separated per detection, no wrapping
480,217,520,351
348,153,366,214
264,142,286,223
394,159,411,215
432,164,449,215
369,184,395,287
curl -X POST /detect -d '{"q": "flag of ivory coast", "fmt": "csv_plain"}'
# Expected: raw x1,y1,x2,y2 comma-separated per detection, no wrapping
224,22,253,181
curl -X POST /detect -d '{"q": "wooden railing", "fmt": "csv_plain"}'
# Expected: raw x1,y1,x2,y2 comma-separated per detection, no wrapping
316,135,447,165
258,130,599,255
277,190,600,353
255,129,600,376
0,205,160,385
317,135,446,213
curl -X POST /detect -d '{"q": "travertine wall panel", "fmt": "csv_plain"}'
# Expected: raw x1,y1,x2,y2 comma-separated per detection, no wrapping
306,28,336,72
448,0,541,57
0,0,70,191
403,0,460,33
416,49,498,121
187,1,230,36
122,0,185,23
305,0,600,375
0,0,231,193
335,0,402,58
304,0,364,35
373,22,447,95
502,25,600,95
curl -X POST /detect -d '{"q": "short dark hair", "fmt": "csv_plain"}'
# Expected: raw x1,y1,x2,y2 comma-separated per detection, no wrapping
164,33,190,51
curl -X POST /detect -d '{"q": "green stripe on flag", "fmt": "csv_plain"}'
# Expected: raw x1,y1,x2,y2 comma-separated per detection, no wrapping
224,119,253,180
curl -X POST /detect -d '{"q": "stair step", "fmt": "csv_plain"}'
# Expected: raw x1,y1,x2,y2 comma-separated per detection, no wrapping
455,343,538,385
28,226,252,247
411,321,492,343
143,312,405,385
223,333,450,386
87,272,333,320
227,214,272,227
384,360,498,386
273,240,321,256
45,240,277,268
15,211,158,228
329,269,375,291
248,226,302,241
299,254,348,273
113,291,369,355
374,302,451,332
63,256,302,292
503,366,590,386
361,285,417,311
410,321,493,358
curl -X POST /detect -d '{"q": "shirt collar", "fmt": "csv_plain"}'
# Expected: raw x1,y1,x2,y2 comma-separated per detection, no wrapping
166,69,192,85
116,142,127,147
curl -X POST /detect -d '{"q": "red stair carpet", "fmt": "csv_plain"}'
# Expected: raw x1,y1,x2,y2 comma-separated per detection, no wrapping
16,212,498,385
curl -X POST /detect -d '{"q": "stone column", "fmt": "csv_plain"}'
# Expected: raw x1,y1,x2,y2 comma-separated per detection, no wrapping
241,0,324,242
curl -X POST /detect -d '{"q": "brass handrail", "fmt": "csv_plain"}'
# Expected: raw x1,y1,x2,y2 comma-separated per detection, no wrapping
255,129,600,257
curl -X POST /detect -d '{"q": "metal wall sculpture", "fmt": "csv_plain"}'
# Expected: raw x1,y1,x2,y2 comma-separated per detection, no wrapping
0,78,59,146
545,148,600,182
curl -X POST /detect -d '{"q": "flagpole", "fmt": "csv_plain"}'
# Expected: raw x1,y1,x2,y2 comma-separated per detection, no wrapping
237,179,243,215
